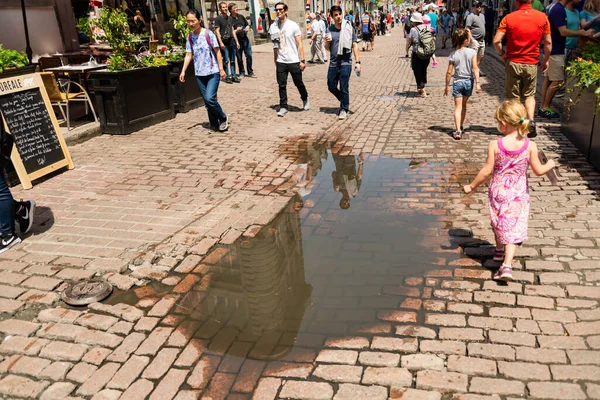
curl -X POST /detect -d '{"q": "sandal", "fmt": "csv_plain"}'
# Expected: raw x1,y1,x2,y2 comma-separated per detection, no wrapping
493,264,513,282
493,248,505,261
452,131,462,140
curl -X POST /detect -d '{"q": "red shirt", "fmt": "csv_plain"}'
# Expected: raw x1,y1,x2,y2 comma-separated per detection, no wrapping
498,3,551,64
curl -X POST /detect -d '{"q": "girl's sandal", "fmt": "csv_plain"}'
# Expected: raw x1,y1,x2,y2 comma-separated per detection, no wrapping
452,131,462,140
493,264,513,282
493,248,505,261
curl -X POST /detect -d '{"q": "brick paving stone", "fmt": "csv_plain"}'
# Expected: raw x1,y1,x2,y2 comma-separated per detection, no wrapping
525,261,564,271
202,372,236,399
468,343,515,361
587,383,600,398
518,295,555,309
40,340,88,361
333,383,387,400
489,307,531,319
362,367,412,387
312,364,363,383
447,303,484,315
516,347,567,364
187,354,221,388
135,316,161,332
421,340,466,355
447,355,497,376
252,377,281,400
497,361,551,380
77,329,124,348
82,347,112,365
167,320,202,347
0,284,26,299
390,388,442,400
0,374,50,398
108,321,133,335
527,382,587,399
0,319,40,336
0,354,51,376
173,390,202,400
371,337,418,352
67,362,98,383
489,330,535,347
40,382,76,400
532,309,577,323
358,351,400,367
325,337,370,349
315,349,358,365
578,309,600,320
550,365,600,381
539,272,580,284
148,295,180,317
18,288,59,304
175,338,206,367
76,362,120,396
0,335,48,355
121,378,154,400
108,355,150,389
482,281,522,293
395,325,437,338
538,336,587,349
439,328,484,341
21,276,62,291
567,285,600,299
516,319,541,333
524,285,566,298
142,348,180,379
567,349,600,365
425,314,466,327
92,388,123,400
39,361,73,381
75,313,119,331
469,377,525,396
38,308,83,324
232,359,265,393
468,316,513,331
135,327,173,356
149,368,189,400
556,298,597,309
377,310,417,323
539,321,566,335
474,291,515,305
279,380,334,400
416,370,468,393
401,354,444,371
39,321,88,341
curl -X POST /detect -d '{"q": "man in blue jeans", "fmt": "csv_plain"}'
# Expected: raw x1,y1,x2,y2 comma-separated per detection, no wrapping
215,2,240,83
0,119,35,254
229,3,256,78
325,6,361,120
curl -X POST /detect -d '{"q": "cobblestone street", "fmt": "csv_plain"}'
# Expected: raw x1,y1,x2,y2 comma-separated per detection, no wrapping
0,26,599,399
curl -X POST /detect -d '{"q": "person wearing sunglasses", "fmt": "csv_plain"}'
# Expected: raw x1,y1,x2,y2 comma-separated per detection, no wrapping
269,2,310,117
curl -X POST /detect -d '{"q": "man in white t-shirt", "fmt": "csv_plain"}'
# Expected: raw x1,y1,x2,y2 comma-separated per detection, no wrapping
270,2,309,117
308,13,325,63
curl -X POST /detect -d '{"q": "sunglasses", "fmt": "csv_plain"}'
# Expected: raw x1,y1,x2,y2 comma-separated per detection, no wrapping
275,8,285,11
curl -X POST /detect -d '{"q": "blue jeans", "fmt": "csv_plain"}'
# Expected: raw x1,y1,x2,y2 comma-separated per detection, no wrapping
222,40,237,79
236,36,253,76
0,167,16,235
195,73,227,129
327,64,352,111
452,79,473,97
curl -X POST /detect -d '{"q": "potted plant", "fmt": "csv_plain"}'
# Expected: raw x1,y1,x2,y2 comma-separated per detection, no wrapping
0,45,35,78
165,14,204,113
88,7,175,135
563,42,600,171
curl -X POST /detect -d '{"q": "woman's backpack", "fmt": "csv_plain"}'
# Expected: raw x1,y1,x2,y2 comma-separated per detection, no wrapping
416,27,436,59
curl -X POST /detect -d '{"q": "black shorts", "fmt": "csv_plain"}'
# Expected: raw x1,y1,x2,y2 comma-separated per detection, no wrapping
362,32,372,42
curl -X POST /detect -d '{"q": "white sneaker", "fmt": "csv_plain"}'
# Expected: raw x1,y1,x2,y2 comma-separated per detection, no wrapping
277,108,288,117
303,99,310,111
338,109,347,120
219,117,229,131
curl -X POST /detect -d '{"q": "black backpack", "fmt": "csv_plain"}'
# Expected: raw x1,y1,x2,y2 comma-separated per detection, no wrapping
0,113,14,162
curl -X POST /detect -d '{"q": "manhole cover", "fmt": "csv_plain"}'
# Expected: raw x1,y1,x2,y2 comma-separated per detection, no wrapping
62,280,113,306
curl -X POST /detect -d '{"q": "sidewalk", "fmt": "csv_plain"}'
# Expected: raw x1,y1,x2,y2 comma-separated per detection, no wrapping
0,27,598,399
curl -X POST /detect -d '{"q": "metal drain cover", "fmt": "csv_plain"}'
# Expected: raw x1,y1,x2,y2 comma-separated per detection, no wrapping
62,280,113,306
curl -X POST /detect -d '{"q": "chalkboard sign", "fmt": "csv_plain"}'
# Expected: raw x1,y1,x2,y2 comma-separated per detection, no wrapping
0,73,73,189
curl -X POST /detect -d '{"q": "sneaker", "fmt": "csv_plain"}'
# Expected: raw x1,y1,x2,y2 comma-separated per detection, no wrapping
432,61,438,68
247,73,257,78
303,99,310,111
528,120,537,138
316,60,325,64
338,109,347,120
15,200,35,234
232,77,241,83
308,60,315,64
493,264,513,282
539,108,560,119
277,108,288,117
0,234,21,255
224,78,233,84
493,247,505,262
238,73,245,79
218,117,229,132
452,131,462,140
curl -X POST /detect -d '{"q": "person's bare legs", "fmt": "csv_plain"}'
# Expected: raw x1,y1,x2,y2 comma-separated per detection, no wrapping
524,96,536,120
541,80,563,110
461,96,469,128
454,96,463,131
540,76,550,110
503,243,517,267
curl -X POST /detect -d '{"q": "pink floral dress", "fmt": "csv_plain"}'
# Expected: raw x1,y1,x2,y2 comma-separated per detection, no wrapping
488,137,530,244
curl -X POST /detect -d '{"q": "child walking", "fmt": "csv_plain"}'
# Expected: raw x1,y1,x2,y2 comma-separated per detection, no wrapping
444,28,480,140
463,100,556,281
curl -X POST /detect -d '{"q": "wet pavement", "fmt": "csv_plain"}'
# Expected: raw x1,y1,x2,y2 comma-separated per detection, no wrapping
0,27,598,400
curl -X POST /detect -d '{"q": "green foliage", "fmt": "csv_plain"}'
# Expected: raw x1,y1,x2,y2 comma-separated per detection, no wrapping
95,8,138,56
107,52,168,71
167,49,185,61
77,17,92,39
173,13,192,45
0,45,29,73
566,42,600,114
135,53,168,68
163,32,175,51
106,54,133,71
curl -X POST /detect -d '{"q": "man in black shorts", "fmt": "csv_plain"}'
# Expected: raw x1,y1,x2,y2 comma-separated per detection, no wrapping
360,10,373,51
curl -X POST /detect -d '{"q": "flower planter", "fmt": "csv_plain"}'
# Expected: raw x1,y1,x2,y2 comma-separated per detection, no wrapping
562,80,597,165
168,61,204,113
0,65,37,79
88,66,174,135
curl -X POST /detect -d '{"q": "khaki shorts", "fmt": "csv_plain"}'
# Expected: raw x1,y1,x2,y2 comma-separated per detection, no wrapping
468,38,485,57
546,54,565,82
505,61,538,99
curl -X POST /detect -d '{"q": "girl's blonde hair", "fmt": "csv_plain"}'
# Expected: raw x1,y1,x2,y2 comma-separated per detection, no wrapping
584,0,599,14
494,100,530,137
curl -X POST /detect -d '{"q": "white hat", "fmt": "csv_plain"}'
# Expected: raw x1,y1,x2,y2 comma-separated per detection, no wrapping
410,12,423,23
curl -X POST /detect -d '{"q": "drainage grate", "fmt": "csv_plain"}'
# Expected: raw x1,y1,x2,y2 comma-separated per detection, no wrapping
62,280,113,306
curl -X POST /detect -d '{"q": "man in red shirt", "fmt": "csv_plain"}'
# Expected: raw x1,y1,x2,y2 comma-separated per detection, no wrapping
493,0,551,137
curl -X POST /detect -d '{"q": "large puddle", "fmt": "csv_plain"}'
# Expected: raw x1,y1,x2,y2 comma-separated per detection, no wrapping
106,143,488,388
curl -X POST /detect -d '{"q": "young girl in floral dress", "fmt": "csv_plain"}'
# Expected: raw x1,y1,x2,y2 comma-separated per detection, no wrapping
463,100,556,281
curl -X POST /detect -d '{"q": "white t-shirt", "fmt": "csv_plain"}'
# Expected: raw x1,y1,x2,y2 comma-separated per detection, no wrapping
312,19,324,34
276,19,302,63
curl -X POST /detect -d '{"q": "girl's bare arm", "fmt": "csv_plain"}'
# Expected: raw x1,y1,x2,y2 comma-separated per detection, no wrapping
464,141,496,193
529,141,556,176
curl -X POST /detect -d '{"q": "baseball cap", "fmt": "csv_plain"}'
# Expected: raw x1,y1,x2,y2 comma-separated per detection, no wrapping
473,1,483,6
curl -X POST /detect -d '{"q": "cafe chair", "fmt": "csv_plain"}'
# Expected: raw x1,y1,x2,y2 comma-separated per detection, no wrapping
40,72,98,131
38,56,63,71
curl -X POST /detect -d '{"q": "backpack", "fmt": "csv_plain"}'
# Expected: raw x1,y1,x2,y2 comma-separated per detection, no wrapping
188,30,217,68
416,27,436,59
0,113,14,162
